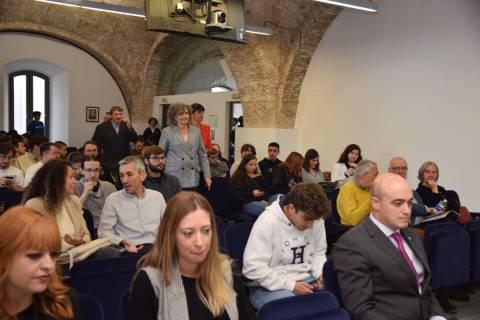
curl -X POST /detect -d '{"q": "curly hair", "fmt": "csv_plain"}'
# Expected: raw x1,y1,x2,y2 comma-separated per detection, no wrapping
337,144,362,166
289,182,331,220
22,159,72,214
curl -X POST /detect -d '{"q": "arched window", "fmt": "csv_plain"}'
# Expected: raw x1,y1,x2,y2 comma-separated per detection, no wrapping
8,71,50,137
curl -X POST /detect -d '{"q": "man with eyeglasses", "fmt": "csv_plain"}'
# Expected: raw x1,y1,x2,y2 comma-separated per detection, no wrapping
143,145,182,202
0,143,24,191
75,155,116,232
388,156,435,225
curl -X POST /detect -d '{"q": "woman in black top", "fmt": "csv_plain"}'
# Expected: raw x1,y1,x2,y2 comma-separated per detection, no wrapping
0,206,81,320
128,191,255,320
143,117,161,146
270,152,304,196
230,154,270,218
416,161,460,212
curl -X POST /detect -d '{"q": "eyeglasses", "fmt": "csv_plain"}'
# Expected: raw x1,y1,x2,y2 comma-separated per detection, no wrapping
84,168,101,174
390,166,408,171
149,155,165,161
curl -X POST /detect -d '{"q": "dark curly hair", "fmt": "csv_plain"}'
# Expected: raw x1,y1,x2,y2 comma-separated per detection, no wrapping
289,182,331,220
337,144,362,166
22,159,72,214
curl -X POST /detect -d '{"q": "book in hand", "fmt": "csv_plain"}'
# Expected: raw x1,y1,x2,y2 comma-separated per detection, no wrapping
414,210,459,227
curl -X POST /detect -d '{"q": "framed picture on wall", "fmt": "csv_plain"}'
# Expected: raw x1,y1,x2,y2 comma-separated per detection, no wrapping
86,106,100,123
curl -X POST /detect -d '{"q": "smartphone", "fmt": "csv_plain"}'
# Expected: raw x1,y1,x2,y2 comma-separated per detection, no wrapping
308,280,320,291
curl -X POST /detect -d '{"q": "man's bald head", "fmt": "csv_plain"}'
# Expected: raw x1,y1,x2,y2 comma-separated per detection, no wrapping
388,156,408,179
371,173,413,231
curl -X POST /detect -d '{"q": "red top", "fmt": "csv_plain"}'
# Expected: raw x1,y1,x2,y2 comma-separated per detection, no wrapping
200,123,212,150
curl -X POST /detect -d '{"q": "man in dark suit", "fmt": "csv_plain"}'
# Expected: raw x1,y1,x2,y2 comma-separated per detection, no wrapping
333,173,453,320
92,106,137,185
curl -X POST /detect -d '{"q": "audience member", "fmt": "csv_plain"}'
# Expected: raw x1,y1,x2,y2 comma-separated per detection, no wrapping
92,106,137,184
333,173,452,320
230,154,271,218
131,137,145,157
301,148,324,183
331,144,362,183
230,143,257,176
98,156,166,256
190,103,212,150
159,103,211,190
0,206,81,319
416,161,460,213
75,155,116,231
24,142,59,186
143,146,182,202
54,141,68,159
388,156,435,225
82,140,99,157
337,159,377,226
208,148,229,178
16,135,48,174
211,143,230,168
0,143,24,191
27,111,45,136
11,138,26,169
128,191,255,320
243,183,329,310
258,142,282,189
270,151,304,196
24,159,91,252
143,117,161,146
67,151,84,181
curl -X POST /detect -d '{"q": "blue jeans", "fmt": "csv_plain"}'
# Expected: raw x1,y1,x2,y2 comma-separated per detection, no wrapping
249,275,316,310
242,201,268,217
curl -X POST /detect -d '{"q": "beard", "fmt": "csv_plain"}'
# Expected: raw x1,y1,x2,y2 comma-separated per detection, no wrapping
148,162,164,173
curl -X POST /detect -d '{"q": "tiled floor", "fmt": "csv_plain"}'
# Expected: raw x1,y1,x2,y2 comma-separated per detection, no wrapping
453,290,480,320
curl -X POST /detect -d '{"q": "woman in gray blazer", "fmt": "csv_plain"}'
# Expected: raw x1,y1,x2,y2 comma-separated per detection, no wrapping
159,103,211,190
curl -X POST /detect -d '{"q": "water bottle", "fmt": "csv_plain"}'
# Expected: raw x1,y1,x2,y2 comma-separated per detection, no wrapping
434,199,448,213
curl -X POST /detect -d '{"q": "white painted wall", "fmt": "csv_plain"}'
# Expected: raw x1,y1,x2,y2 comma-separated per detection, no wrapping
297,0,480,210
153,91,235,157
0,32,126,147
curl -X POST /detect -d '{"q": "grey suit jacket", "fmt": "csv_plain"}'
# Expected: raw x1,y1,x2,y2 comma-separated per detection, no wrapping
333,218,450,320
159,125,210,189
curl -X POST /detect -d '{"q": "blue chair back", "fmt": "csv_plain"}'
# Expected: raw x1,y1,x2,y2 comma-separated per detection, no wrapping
200,176,232,217
79,293,104,320
70,255,141,320
224,222,254,272
468,219,480,281
257,291,341,320
215,215,227,251
0,188,23,210
118,289,129,320
322,259,343,306
424,222,470,289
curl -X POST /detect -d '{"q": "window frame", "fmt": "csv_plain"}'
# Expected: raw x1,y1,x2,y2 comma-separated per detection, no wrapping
8,70,50,137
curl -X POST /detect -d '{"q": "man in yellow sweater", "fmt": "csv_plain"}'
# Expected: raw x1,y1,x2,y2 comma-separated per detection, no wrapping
337,160,378,226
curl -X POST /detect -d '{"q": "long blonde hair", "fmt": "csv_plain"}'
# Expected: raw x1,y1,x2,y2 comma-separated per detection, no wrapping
141,191,234,316
0,206,74,319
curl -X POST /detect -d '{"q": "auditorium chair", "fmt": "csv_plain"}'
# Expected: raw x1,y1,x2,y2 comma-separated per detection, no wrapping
224,222,254,272
322,259,343,307
79,293,104,320
70,255,142,320
257,291,350,320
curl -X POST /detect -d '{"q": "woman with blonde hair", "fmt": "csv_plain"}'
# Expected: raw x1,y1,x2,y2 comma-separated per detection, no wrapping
0,206,80,319
23,159,91,252
159,103,211,191
127,191,254,320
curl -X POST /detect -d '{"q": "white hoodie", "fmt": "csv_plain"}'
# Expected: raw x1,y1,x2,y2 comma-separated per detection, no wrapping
242,199,327,292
